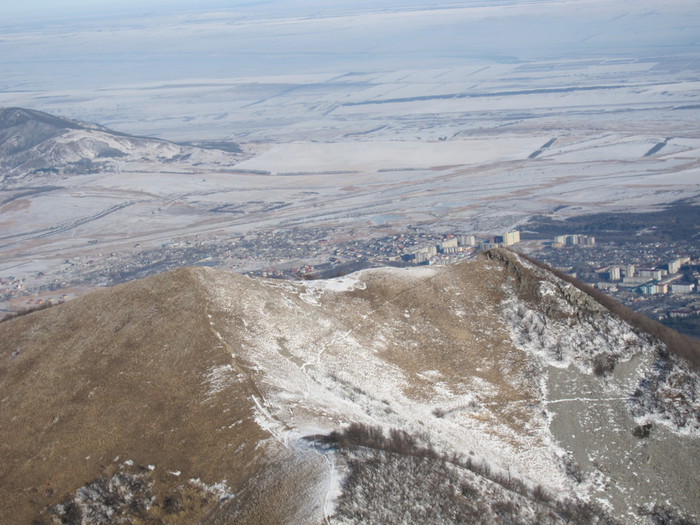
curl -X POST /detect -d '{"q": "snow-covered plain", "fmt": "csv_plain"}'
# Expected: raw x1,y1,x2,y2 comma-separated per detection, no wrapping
1,0,699,311
235,137,541,173
1,123,699,305
2,0,699,141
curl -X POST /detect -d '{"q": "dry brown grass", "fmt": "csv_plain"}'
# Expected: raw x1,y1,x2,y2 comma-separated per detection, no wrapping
338,259,544,439
0,267,315,523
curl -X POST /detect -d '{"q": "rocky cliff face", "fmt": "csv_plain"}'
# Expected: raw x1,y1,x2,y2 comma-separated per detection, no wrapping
1,249,698,524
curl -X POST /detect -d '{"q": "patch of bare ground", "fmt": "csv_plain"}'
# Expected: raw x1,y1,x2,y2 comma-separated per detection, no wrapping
346,261,544,439
0,197,31,212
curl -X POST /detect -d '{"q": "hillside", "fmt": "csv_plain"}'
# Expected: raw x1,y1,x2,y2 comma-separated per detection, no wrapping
1,249,698,524
0,107,242,182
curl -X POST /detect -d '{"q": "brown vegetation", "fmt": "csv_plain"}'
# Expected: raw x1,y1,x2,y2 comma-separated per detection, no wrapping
0,268,323,524
1,300,60,322
2,255,698,523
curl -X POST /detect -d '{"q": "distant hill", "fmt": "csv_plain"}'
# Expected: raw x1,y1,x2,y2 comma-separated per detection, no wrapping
1,249,698,524
0,107,242,182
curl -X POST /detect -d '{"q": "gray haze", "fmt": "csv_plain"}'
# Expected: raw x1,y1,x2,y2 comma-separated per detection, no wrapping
1,0,699,139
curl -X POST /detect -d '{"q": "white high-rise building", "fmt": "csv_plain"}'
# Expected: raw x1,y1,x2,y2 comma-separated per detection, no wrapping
503,230,520,246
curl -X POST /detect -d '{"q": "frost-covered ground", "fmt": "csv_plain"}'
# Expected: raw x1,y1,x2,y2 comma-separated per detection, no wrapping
203,263,566,492
194,251,699,522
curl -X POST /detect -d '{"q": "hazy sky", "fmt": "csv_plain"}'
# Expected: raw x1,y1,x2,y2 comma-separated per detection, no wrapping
1,0,698,138
3,0,477,21
4,0,222,19
4,0,698,87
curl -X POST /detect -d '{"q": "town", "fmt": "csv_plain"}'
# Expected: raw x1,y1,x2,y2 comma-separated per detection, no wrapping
3,222,699,338
525,234,700,336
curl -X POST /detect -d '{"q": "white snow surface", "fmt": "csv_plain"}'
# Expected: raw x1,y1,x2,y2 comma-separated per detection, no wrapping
200,264,575,497
235,137,541,174
195,255,700,520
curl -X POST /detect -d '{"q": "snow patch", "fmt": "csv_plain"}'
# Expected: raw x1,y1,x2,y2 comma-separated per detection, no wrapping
188,478,235,501
501,279,646,373
203,364,237,397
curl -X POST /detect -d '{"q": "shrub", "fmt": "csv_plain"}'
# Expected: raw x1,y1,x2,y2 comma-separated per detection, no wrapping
532,484,553,503
511,250,700,371
632,423,653,439
1,301,61,323
592,354,617,376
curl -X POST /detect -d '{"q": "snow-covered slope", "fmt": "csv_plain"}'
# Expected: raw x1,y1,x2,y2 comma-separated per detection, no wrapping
0,107,244,181
0,249,698,523
199,249,699,523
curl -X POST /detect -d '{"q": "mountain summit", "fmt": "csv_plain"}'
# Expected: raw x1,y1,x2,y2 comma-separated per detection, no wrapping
1,249,698,524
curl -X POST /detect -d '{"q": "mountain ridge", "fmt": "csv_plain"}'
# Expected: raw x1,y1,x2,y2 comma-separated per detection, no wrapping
0,107,243,181
1,249,698,523
0,266,329,524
